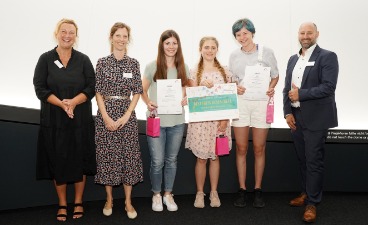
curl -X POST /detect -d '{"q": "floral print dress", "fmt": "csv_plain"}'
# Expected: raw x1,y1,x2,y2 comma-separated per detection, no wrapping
94,54,143,186
185,69,232,160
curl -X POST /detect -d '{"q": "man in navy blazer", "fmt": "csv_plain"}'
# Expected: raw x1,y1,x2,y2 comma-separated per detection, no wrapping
283,22,339,223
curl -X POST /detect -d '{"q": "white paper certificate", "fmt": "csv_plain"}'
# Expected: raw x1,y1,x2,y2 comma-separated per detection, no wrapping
240,64,270,101
157,79,183,114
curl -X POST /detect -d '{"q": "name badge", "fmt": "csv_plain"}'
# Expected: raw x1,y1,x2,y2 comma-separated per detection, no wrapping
306,61,315,66
124,72,133,78
54,60,63,68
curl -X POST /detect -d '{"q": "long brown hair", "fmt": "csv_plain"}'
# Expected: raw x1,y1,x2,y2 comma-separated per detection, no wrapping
196,37,227,86
153,30,188,86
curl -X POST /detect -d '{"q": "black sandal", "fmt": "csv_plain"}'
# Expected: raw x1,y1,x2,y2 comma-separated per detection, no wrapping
56,205,67,222
73,203,84,219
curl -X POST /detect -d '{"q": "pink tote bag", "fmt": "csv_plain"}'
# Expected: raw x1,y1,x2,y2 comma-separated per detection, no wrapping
215,135,229,156
266,97,274,124
146,110,160,137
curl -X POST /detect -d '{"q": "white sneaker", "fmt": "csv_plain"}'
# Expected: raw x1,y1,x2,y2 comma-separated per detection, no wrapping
163,194,178,211
194,192,205,208
209,191,221,207
152,194,163,212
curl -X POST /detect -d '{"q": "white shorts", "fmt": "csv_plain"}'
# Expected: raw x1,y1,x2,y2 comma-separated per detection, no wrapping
232,98,270,128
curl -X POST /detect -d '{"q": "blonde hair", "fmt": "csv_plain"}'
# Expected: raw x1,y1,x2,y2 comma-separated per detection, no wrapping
54,18,78,38
196,36,227,86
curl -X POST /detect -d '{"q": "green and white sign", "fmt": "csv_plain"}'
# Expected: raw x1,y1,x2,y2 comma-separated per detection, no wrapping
186,83,239,122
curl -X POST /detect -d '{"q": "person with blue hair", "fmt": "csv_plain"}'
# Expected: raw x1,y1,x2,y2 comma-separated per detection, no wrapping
229,18,279,208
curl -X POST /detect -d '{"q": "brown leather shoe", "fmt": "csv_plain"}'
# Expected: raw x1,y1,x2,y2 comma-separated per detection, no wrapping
289,193,307,206
303,205,316,223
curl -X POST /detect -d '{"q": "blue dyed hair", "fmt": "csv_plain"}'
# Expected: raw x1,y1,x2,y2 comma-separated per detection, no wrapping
232,18,256,37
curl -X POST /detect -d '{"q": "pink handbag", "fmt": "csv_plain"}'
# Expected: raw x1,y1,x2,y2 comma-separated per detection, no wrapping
266,97,274,124
215,135,229,156
146,110,160,137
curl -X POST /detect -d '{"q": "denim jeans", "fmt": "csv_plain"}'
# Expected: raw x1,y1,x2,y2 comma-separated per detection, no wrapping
147,123,185,193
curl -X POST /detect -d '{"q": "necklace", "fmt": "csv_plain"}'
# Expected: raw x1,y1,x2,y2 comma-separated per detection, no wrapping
242,43,256,53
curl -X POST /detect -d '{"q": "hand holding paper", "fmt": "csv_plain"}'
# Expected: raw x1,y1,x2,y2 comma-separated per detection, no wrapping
157,79,183,114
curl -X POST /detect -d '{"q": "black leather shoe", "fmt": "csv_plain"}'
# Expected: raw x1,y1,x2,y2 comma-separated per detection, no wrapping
233,188,247,207
253,188,265,208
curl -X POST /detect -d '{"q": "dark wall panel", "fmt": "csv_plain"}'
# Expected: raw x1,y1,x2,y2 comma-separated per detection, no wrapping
1,120,368,211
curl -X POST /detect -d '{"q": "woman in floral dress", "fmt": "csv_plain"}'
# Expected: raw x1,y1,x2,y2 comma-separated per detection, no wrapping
185,37,232,208
94,22,143,220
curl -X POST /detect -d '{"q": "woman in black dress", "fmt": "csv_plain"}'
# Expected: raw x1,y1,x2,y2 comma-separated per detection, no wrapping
94,22,143,220
33,18,96,221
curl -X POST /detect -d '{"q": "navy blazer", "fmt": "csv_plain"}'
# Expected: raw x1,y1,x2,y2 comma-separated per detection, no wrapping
283,45,339,131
